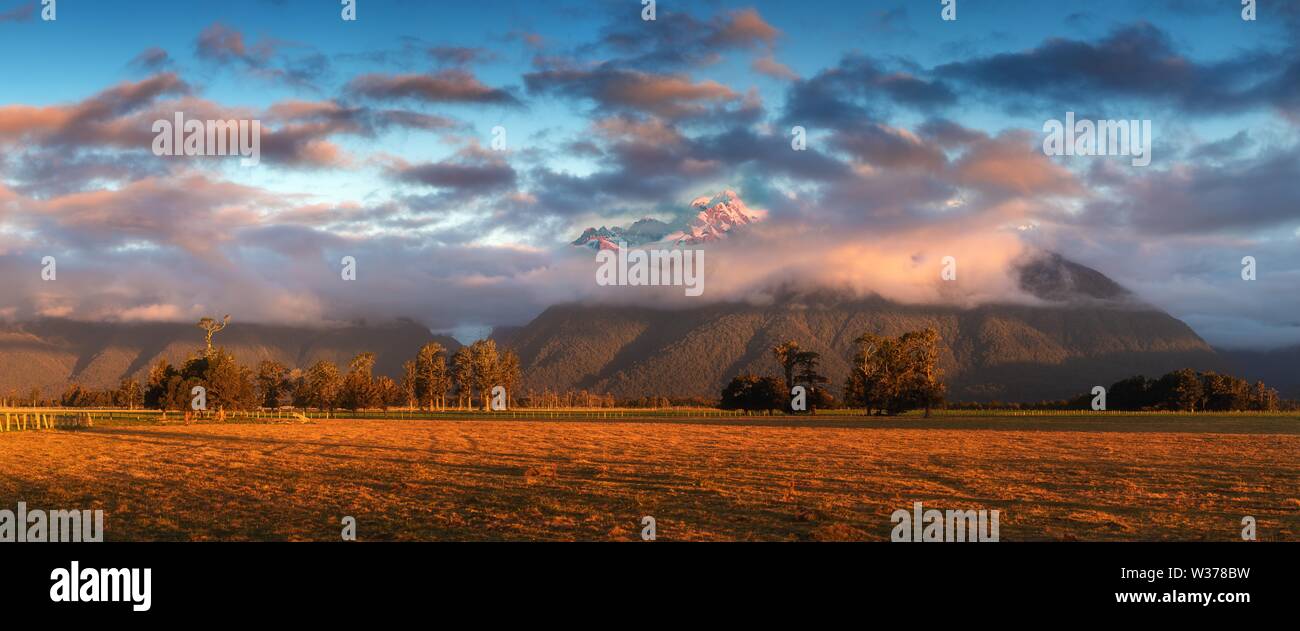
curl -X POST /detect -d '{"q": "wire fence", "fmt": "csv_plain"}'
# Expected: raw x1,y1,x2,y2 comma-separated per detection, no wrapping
1,405,1295,432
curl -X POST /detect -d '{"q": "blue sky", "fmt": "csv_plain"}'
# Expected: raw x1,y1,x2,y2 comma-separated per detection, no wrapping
1,0,1298,347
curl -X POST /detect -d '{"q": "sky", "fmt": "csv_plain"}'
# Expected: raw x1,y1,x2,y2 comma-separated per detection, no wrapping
0,0,1297,348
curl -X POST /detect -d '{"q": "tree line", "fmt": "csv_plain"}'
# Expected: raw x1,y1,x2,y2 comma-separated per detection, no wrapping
1091,369,1280,412
11,322,1288,414
719,329,946,416
135,339,524,414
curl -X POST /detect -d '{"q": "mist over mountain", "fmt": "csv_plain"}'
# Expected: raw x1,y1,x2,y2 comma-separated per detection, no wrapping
0,251,1284,404
503,257,1227,403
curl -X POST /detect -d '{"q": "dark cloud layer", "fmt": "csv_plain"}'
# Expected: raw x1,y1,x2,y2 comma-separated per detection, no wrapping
936,23,1289,115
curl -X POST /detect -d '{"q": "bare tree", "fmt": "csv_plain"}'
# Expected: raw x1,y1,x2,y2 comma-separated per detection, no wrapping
197,315,231,356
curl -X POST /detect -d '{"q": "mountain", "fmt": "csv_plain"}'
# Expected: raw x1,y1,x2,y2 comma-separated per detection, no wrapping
502,256,1228,403
666,190,764,245
572,218,674,251
0,318,459,398
1218,345,1300,399
571,190,761,250
0,255,1274,404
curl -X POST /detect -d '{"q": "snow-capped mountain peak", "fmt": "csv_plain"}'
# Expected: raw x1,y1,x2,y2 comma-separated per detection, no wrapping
571,190,763,251
672,190,764,245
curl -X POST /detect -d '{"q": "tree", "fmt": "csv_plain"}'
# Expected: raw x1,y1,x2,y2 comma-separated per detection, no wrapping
199,348,258,412
144,359,178,410
844,328,945,416
451,347,473,409
61,383,88,407
196,315,231,357
791,350,830,412
772,341,801,389
1250,381,1279,411
1108,375,1154,410
720,375,784,413
303,360,342,411
901,329,945,416
414,342,450,410
401,360,419,409
1155,369,1203,412
339,352,380,411
1200,371,1251,411
115,378,143,410
375,376,404,410
498,350,522,408
468,340,501,410
255,360,291,408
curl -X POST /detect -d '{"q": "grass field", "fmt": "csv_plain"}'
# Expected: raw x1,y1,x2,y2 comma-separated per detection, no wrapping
1,413,1297,541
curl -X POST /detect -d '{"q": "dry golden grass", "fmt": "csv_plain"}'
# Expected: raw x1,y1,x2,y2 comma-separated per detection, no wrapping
1,415,1296,541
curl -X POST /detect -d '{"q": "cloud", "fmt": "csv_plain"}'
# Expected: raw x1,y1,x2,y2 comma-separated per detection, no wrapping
753,55,798,81
1078,145,1300,235
129,47,174,73
391,152,517,196
593,8,780,69
428,46,496,66
347,69,521,105
0,73,191,150
194,22,330,89
951,131,1082,197
3,3,1299,351
196,22,254,63
0,1,34,22
935,23,1288,115
0,80,466,183
525,65,742,120
832,123,947,171
782,54,956,126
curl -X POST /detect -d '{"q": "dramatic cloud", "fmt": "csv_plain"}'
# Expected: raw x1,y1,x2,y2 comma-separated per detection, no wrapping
1078,146,1300,235
782,55,956,126
2,2,1298,350
935,23,1287,115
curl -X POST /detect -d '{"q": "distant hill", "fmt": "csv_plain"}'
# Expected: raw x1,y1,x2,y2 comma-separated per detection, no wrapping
0,318,459,397
2,254,1280,405
1218,345,1300,399
503,255,1229,403
504,298,1223,403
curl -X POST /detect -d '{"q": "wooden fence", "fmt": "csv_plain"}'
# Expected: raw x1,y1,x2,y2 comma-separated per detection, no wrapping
0,409,97,432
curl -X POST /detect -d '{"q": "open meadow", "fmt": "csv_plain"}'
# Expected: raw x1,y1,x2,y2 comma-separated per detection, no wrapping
1,412,1297,541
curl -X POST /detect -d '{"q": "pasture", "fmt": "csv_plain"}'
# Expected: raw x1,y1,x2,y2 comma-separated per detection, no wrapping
0,412,1296,541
